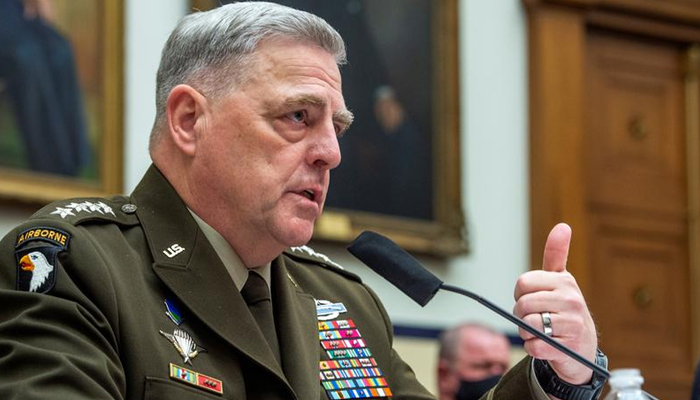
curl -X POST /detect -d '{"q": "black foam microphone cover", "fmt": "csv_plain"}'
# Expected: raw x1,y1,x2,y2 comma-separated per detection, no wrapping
347,231,443,306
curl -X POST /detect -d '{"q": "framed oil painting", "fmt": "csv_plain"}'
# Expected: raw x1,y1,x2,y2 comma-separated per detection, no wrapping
0,0,123,204
191,0,466,256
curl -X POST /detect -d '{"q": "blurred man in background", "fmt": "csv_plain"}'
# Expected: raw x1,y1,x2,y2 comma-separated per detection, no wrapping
437,323,512,400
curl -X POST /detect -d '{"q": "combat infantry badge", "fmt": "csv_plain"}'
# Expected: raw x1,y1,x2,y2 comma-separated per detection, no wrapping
316,299,348,321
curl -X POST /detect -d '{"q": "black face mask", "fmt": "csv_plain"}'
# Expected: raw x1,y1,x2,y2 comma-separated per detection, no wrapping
455,375,503,400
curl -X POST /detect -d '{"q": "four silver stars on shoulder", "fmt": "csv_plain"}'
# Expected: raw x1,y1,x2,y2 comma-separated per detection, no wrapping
50,201,116,219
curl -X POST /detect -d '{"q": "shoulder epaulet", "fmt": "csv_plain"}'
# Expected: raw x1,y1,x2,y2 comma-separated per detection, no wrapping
284,245,361,283
30,195,140,227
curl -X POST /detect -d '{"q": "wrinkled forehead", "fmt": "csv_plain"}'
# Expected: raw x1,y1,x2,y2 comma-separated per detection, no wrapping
245,38,344,90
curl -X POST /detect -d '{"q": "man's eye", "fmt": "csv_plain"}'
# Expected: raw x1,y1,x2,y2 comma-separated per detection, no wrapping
334,124,346,138
288,110,306,123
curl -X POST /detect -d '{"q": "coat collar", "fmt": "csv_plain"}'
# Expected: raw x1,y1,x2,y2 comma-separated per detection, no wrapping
273,256,321,400
131,165,320,400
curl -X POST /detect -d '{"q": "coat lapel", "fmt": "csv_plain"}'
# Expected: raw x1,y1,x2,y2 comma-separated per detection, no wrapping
131,166,289,388
273,255,321,400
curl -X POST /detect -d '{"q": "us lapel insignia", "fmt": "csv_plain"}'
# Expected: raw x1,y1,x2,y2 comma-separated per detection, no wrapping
169,363,223,395
14,227,71,294
159,328,207,364
163,243,185,258
316,299,347,321
316,302,393,399
164,299,184,326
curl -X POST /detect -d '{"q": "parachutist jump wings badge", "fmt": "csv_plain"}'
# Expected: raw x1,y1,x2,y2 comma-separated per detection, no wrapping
159,328,207,364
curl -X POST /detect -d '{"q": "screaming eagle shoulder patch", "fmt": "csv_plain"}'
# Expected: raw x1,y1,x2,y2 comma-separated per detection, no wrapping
14,227,70,293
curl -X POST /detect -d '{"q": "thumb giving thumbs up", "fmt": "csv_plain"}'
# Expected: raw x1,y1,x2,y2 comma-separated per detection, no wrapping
542,223,572,273
514,223,599,386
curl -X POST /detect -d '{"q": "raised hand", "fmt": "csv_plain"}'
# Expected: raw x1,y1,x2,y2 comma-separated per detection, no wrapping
513,223,598,385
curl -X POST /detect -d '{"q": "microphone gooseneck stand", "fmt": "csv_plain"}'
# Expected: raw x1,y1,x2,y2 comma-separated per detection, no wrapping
347,230,663,399
440,283,609,378
441,284,662,400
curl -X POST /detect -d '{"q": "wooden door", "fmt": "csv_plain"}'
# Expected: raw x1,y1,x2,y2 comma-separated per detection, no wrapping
526,2,700,399
585,32,693,398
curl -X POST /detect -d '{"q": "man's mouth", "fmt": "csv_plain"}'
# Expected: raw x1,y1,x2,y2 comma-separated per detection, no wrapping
302,190,315,201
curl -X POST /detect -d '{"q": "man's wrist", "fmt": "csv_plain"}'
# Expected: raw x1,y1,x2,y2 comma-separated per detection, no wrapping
533,349,608,400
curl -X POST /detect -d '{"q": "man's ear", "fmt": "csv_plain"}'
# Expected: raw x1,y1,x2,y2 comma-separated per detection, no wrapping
165,84,208,156
437,359,457,397
437,359,449,379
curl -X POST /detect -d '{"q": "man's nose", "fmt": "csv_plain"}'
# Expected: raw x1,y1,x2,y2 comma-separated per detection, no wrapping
309,122,341,170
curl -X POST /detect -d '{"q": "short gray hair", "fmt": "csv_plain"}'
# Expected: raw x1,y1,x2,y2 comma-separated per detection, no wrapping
150,1,346,147
438,323,505,365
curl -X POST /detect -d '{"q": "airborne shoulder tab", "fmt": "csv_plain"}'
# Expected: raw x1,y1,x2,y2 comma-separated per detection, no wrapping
31,196,139,227
285,246,361,282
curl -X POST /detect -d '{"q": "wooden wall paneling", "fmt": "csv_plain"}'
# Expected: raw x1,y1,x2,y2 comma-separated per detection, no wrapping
526,1,700,398
585,30,692,400
587,212,692,399
585,32,686,215
527,6,592,288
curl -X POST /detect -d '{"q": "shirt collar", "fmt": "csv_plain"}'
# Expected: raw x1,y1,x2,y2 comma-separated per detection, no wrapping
188,209,271,291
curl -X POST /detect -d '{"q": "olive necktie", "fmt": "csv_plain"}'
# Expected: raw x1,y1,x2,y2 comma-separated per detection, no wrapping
241,271,281,364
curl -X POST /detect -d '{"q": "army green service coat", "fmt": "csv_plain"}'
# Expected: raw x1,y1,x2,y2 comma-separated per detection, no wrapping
0,166,538,399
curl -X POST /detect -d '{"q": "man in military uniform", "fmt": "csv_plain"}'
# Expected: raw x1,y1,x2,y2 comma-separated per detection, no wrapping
0,3,606,399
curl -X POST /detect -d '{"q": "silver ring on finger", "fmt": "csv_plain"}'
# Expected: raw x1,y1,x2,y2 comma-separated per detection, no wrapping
541,311,553,337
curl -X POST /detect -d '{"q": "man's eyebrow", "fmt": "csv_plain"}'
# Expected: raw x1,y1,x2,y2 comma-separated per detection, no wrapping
283,94,354,135
334,109,354,136
283,93,326,108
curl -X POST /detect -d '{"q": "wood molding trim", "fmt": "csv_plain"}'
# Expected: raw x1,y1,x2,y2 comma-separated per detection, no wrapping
586,10,700,43
685,45,700,362
525,0,700,26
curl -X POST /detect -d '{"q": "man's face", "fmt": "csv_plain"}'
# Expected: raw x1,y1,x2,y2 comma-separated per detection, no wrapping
191,39,351,259
439,328,512,400
455,330,510,381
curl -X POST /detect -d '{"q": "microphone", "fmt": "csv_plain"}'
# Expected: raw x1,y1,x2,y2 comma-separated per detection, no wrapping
347,230,610,379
